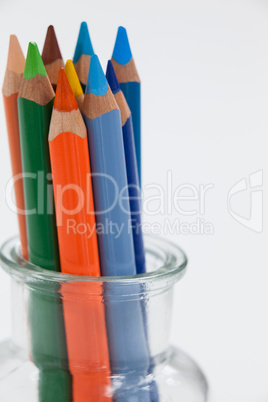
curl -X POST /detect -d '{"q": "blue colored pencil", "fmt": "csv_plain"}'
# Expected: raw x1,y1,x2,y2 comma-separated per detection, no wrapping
106,60,160,402
73,21,94,92
111,26,142,185
82,54,151,401
106,60,145,274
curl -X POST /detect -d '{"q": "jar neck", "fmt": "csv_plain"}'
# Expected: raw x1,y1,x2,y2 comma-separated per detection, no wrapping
10,275,175,371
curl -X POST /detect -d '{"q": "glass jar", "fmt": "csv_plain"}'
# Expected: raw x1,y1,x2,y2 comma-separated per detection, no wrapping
0,235,208,402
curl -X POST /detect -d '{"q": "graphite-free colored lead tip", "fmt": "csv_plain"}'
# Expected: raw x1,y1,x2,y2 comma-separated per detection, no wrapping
73,21,94,64
42,25,63,65
112,26,132,65
54,68,78,112
24,42,47,79
7,35,25,74
106,60,120,94
65,59,83,98
85,54,108,96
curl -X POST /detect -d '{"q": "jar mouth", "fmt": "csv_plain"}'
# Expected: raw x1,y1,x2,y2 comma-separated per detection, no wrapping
0,235,187,286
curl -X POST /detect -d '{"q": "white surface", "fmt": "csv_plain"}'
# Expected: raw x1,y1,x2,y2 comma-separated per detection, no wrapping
0,1,267,401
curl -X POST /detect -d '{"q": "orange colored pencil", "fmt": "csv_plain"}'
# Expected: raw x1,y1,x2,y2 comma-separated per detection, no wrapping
49,68,112,401
2,35,28,259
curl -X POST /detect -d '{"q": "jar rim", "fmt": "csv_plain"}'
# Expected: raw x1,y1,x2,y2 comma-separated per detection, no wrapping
0,235,187,285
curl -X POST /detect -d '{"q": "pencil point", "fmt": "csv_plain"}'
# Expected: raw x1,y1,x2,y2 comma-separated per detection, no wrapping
42,25,63,65
85,54,108,96
6,35,25,74
112,26,132,65
106,60,120,94
65,59,83,98
73,22,94,64
24,42,47,79
54,68,78,112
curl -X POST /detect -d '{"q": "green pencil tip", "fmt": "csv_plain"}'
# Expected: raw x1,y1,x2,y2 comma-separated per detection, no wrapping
23,42,47,79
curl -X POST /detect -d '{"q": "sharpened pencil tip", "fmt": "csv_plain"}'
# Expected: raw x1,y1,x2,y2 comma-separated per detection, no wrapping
24,42,47,79
6,35,25,74
73,22,94,64
54,68,78,112
65,59,83,98
42,25,63,65
85,54,108,96
112,26,132,65
106,60,120,94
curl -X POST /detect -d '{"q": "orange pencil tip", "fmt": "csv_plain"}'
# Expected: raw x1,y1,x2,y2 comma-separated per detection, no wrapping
54,68,78,112
7,35,25,74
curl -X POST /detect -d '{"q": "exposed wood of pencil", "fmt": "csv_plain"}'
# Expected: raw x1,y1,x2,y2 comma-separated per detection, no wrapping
42,25,64,88
2,71,22,97
74,94,84,110
2,35,28,259
111,57,140,83
114,90,131,126
49,109,86,140
82,87,118,119
73,54,91,86
45,59,64,87
19,74,54,105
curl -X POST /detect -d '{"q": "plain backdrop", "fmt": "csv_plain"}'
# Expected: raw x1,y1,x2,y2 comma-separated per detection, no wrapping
0,1,267,401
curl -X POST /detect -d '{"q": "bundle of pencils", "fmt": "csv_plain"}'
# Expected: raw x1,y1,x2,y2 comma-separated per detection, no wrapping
2,23,158,402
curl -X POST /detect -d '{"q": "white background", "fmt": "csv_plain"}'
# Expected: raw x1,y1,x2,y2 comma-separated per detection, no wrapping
0,1,267,401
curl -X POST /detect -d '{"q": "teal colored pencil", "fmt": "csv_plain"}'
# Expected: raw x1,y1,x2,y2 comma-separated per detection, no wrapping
73,21,94,92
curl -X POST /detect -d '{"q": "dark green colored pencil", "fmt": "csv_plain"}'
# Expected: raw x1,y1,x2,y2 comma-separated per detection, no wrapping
18,42,71,402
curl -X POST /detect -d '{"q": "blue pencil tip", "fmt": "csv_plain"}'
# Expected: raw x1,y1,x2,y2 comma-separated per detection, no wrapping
112,26,132,65
73,21,94,64
85,54,108,96
106,60,120,94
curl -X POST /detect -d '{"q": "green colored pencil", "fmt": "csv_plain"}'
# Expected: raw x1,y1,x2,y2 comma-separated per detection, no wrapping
18,42,71,402
18,42,59,270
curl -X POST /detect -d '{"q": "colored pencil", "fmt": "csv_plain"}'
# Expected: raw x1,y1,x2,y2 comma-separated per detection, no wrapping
106,61,160,402
42,25,64,90
82,54,151,401
65,59,84,109
111,26,141,185
18,42,59,270
2,35,28,260
49,68,112,401
106,60,145,275
73,22,94,92
18,42,71,402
